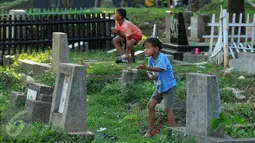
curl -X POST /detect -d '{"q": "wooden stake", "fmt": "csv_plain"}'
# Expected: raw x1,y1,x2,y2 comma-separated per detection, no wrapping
223,10,229,68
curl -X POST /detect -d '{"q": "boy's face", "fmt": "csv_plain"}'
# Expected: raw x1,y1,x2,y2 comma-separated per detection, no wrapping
144,42,159,57
113,11,121,20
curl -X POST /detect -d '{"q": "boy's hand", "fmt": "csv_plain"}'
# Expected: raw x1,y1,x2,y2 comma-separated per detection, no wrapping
137,64,148,70
148,72,156,80
112,28,119,34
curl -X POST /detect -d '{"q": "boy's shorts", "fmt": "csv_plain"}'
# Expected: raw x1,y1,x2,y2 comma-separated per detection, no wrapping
151,86,176,109
129,34,142,45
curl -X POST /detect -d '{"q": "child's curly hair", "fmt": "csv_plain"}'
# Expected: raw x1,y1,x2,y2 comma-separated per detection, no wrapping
143,37,162,51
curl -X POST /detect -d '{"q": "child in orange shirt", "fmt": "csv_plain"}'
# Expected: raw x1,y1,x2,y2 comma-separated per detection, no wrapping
112,8,142,63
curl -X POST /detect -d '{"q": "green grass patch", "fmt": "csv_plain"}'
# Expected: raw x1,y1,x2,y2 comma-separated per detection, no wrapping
0,0,25,11
199,0,255,16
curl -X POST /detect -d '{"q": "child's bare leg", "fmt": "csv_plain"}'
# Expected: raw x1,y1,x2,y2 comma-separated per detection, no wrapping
113,36,124,57
166,108,176,127
147,99,158,133
126,39,136,60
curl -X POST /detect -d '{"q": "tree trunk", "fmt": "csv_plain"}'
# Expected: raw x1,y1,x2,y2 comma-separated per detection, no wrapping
228,0,245,34
191,0,200,12
57,0,60,8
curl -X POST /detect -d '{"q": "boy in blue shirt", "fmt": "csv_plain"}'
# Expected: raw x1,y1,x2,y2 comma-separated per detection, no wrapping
137,37,177,137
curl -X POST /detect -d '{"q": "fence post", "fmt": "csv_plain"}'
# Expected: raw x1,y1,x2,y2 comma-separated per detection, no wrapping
208,14,215,60
223,10,229,68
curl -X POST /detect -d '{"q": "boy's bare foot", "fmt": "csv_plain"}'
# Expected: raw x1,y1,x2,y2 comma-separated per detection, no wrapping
144,129,160,137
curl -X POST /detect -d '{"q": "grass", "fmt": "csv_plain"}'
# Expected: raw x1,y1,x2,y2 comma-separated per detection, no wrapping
0,0,25,11
199,0,255,16
1,50,255,142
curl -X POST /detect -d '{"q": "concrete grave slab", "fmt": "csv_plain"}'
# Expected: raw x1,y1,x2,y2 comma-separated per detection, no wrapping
3,55,15,66
50,63,94,137
24,99,51,123
186,73,222,137
25,82,53,102
9,91,26,108
33,63,51,75
230,53,255,74
37,94,53,103
8,10,26,39
18,60,36,73
52,32,70,73
27,82,54,95
18,60,51,75
183,52,208,63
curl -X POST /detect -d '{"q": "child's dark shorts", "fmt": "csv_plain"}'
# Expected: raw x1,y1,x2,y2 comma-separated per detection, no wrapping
151,86,176,109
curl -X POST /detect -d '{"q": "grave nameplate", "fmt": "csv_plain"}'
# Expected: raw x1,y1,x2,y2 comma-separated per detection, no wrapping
27,89,37,100
58,76,69,114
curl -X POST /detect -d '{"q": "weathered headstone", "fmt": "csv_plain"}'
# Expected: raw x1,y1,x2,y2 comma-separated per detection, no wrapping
183,11,193,37
52,32,70,73
24,82,54,123
50,63,94,138
165,11,171,43
24,99,51,123
8,10,26,38
230,53,255,74
183,52,207,63
186,73,222,137
191,15,210,40
170,13,189,46
18,60,51,75
33,63,51,75
3,55,15,66
9,91,26,108
121,70,133,88
26,82,54,100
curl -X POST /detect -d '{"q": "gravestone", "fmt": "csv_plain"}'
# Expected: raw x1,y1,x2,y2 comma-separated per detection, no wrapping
191,15,210,41
24,99,51,123
230,53,255,74
163,12,209,61
33,63,51,75
24,82,54,123
26,82,54,101
186,73,222,137
3,55,15,66
183,52,207,63
9,91,26,108
170,13,189,46
50,63,94,138
121,70,133,88
8,10,26,38
18,60,51,75
183,11,193,37
170,73,227,143
165,11,171,43
52,32,70,73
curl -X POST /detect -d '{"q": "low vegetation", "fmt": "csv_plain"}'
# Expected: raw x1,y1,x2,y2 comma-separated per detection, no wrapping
0,50,254,142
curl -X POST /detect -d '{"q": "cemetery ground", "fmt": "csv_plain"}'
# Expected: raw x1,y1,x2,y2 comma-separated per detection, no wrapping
0,47,255,142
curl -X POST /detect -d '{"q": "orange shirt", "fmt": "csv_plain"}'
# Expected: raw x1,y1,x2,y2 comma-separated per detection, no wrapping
115,19,142,38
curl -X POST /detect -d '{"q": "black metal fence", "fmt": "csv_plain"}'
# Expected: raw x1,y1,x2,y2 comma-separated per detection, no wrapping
0,13,115,63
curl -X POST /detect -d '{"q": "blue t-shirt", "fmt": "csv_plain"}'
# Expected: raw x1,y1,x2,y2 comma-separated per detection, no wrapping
148,53,176,93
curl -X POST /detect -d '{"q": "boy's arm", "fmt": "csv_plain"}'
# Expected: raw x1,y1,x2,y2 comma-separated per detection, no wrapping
137,65,164,72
